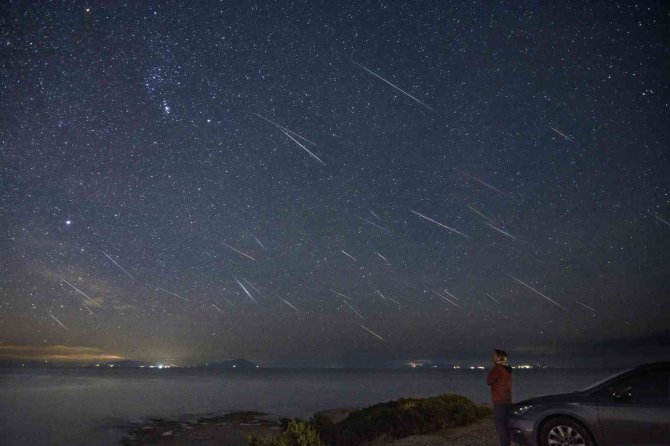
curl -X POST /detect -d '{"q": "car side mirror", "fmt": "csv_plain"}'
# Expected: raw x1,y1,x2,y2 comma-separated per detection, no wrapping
611,386,632,400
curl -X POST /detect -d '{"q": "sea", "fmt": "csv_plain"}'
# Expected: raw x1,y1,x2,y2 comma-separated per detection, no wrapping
0,367,615,446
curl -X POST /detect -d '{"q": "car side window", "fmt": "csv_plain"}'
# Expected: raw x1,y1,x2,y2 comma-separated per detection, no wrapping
608,369,669,399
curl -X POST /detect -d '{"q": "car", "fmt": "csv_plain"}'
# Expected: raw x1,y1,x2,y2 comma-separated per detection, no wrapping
506,362,670,446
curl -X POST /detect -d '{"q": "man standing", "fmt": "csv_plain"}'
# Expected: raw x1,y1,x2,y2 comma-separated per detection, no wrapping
486,349,512,446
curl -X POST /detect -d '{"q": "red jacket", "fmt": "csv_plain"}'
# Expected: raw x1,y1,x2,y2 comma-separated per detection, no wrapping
486,364,512,404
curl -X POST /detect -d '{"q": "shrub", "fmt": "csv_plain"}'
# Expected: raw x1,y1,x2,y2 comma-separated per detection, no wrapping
247,419,325,446
321,394,486,446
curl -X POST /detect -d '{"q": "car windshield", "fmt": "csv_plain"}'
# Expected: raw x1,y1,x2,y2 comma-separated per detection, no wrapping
580,368,633,392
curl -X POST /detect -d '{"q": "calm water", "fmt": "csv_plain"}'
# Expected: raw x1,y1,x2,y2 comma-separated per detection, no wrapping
0,367,614,446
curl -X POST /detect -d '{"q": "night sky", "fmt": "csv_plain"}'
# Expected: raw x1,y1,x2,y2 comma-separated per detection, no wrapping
1,1,668,367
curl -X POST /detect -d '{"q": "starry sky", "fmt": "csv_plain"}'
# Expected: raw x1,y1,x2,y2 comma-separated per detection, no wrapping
1,1,668,367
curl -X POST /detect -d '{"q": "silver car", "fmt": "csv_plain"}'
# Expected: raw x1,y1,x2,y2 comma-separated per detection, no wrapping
507,362,670,446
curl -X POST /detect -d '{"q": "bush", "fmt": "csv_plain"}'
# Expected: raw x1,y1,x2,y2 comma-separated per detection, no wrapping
247,419,325,446
320,394,487,446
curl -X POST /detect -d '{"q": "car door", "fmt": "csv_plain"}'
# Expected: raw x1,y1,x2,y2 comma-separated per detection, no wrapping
595,367,670,445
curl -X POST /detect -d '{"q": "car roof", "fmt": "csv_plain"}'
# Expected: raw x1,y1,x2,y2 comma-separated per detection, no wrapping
632,362,670,370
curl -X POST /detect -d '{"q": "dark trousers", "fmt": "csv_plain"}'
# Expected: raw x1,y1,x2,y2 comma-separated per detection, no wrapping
493,403,510,446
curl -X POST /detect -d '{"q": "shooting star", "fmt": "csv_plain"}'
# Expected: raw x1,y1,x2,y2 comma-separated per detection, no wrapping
211,304,224,314
456,170,511,197
369,209,381,220
343,300,364,319
410,210,469,238
341,250,358,262
509,275,566,310
157,287,192,302
375,251,390,264
221,241,256,261
375,289,400,306
253,236,266,250
443,289,459,301
254,113,317,146
242,278,261,295
576,301,597,312
432,290,460,308
651,213,670,227
81,302,96,316
484,292,499,303
551,127,575,142
276,295,300,312
466,204,496,225
351,59,434,112
102,251,135,281
233,276,258,305
280,129,325,165
484,222,518,241
330,289,353,300
358,323,386,341
359,216,390,233
49,313,68,330
53,273,102,308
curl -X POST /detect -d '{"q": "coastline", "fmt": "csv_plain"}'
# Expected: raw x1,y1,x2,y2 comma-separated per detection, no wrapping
122,408,498,446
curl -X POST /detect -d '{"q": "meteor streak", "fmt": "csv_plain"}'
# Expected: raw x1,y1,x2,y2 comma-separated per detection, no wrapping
358,323,385,341
576,301,597,312
340,250,358,262
551,127,575,142
651,213,670,227
53,273,102,308
343,300,364,319
211,304,224,314
410,210,468,238
375,289,400,306
242,278,261,295
102,251,135,281
254,113,317,146
443,289,459,301
280,129,325,165
369,209,381,220
330,289,353,300
509,275,566,310
484,292,499,303
81,302,96,315
359,217,390,233
221,241,256,261
157,287,192,302
49,313,68,330
276,295,299,312
484,222,518,241
456,170,511,197
466,204,496,225
233,276,258,305
375,251,390,264
351,60,434,111
253,236,266,249
432,290,459,307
